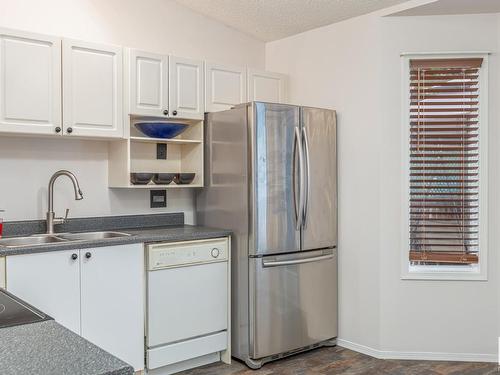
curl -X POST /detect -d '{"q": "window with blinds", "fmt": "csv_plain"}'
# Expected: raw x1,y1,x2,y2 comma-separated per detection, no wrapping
408,57,483,266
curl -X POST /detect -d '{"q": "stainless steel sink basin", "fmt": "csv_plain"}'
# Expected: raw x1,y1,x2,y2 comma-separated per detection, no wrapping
0,231,131,248
0,235,67,248
57,231,131,241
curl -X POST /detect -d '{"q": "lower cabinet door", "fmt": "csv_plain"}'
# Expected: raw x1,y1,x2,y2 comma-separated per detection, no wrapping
5,250,81,334
80,244,144,371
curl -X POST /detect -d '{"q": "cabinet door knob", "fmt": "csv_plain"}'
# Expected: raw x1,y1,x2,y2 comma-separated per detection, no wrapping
67,127,73,134
85,252,91,259
172,110,177,116
163,109,169,116
55,127,62,133
71,253,78,260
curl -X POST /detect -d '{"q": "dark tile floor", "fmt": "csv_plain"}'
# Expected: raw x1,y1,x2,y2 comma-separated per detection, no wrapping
178,346,498,375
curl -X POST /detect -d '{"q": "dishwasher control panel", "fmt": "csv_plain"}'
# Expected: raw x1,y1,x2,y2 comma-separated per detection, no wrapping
147,238,228,270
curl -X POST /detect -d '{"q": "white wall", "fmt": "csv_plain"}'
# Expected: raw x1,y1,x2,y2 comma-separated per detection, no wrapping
0,0,264,67
266,9,499,360
0,0,265,222
0,137,196,221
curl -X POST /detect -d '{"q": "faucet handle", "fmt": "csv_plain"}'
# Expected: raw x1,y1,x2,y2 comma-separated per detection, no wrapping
55,209,69,225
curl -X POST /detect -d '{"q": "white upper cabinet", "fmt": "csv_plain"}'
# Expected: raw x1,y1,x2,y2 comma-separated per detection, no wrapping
128,49,168,117
63,39,123,138
0,26,290,140
205,62,246,112
0,28,62,135
169,56,204,120
247,68,288,104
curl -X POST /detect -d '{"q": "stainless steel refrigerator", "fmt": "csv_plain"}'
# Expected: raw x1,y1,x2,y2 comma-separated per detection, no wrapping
197,102,337,369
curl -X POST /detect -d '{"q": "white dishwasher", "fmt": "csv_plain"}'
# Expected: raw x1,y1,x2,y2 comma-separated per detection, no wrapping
146,237,230,375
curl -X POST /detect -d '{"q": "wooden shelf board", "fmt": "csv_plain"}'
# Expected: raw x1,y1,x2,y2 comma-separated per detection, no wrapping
129,114,202,125
130,136,201,145
109,184,203,189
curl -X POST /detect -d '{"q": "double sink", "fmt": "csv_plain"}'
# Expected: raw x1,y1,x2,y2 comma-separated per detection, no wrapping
0,231,131,248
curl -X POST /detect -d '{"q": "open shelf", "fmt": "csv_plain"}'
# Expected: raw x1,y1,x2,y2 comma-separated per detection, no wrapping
129,117,202,141
130,136,201,145
110,183,203,189
129,115,201,127
114,184,203,189
108,116,204,189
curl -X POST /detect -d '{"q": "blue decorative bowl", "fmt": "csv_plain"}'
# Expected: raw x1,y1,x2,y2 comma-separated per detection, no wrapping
135,122,188,139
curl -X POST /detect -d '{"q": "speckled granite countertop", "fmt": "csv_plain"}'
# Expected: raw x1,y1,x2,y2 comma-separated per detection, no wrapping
0,213,232,256
0,320,133,375
0,225,232,256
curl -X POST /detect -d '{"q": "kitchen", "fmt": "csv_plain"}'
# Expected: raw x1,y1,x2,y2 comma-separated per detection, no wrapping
0,0,498,374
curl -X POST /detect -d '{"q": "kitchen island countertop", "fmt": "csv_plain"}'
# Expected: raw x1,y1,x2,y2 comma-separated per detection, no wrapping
0,320,133,375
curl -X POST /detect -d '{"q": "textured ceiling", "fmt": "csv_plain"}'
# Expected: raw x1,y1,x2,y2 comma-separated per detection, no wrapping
175,0,410,41
389,0,500,17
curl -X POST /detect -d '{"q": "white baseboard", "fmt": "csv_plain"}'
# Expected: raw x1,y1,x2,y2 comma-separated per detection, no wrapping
336,339,381,358
337,339,498,363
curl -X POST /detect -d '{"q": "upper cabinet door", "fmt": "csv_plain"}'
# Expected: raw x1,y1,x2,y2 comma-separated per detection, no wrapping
169,56,204,120
128,49,168,117
205,62,246,112
0,28,61,135
247,69,288,104
63,39,123,138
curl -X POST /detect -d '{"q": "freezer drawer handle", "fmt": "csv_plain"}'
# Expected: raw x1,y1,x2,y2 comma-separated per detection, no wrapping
262,254,334,267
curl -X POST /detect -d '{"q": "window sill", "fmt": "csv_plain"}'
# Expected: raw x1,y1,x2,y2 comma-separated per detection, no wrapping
401,265,487,281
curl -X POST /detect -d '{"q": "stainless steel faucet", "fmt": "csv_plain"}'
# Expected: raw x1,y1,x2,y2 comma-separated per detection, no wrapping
46,170,83,234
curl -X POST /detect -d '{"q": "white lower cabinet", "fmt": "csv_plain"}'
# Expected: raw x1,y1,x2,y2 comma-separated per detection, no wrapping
6,244,144,371
6,249,81,334
80,245,144,371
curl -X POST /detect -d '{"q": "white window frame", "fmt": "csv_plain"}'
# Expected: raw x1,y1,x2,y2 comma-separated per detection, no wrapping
400,52,489,281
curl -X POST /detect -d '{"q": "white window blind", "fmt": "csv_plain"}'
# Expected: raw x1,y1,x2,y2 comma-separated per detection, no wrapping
408,57,483,266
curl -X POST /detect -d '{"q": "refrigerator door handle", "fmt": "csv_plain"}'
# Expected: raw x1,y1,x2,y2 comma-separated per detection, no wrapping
294,127,305,230
262,254,334,267
302,127,311,229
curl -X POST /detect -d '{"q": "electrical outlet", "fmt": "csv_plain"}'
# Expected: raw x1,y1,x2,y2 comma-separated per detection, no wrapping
150,190,167,208
157,143,167,160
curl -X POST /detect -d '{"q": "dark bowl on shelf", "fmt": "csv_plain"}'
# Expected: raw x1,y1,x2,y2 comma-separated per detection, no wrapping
153,173,176,185
134,122,188,139
173,173,196,185
130,173,154,185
